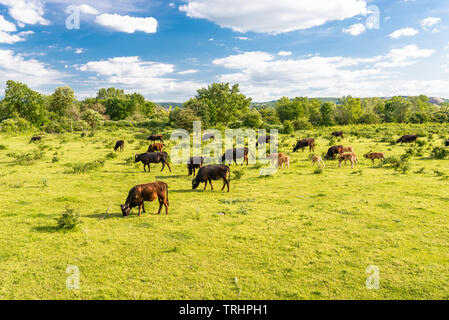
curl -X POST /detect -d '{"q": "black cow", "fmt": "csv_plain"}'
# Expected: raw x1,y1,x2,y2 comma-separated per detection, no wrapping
256,136,272,147
135,152,171,172
325,145,344,160
293,138,315,152
332,131,344,138
187,156,204,176
30,136,42,143
192,165,230,192
221,147,251,165
203,133,215,141
445,140,448,147
120,181,169,216
396,135,418,145
114,140,125,151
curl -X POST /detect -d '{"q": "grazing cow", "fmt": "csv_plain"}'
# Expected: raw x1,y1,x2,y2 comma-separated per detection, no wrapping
325,145,344,160
187,156,204,176
311,155,325,167
266,153,285,166
203,133,215,141
338,153,356,169
147,143,165,153
147,134,164,143
342,146,353,153
114,140,125,152
135,152,171,172
192,165,230,192
445,140,449,147
221,147,251,166
293,138,315,152
396,135,418,145
256,135,272,147
364,152,385,164
120,181,169,217
332,131,344,138
30,136,42,143
278,156,290,169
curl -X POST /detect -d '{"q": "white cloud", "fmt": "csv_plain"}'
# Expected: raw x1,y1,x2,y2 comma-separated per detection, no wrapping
235,36,249,40
180,0,368,34
212,46,437,100
0,14,16,32
0,31,24,44
17,30,34,36
77,56,205,100
389,27,419,39
343,23,366,36
420,17,441,29
278,51,292,57
79,4,99,15
178,69,199,75
95,14,158,33
0,49,64,91
0,0,49,26
75,48,84,54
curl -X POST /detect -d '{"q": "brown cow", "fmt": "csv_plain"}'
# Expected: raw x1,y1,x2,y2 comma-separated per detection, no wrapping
120,181,169,216
332,131,344,138
192,165,231,192
187,156,204,176
147,143,165,152
221,147,251,166
342,146,353,153
364,152,385,163
147,134,164,143
266,153,285,166
278,156,290,169
325,145,344,160
311,155,325,167
338,153,356,168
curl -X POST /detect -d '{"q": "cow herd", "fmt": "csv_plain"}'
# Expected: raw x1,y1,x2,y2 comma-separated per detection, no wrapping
24,131,448,217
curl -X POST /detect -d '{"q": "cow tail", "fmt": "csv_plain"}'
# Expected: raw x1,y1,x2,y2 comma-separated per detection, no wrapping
165,183,169,206
228,166,231,183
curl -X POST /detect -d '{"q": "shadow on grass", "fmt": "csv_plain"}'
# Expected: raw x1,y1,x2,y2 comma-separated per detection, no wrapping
32,225,60,233
84,212,123,220
170,189,197,193
155,175,186,179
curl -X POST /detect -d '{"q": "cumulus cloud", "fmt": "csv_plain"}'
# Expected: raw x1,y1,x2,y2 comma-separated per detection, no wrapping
343,23,366,36
278,51,292,57
389,28,419,39
212,46,437,100
0,31,25,44
79,4,100,15
178,69,199,75
77,56,205,101
420,17,441,29
179,0,368,34
0,14,16,32
95,13,158,33
0,49,64,90
0,0,49,26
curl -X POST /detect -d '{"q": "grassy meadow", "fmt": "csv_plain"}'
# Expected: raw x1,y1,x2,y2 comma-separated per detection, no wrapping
0,123,449,300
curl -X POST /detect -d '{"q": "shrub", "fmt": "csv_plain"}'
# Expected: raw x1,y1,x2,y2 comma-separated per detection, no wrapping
105,152,117,160
52,156,59,163
282,121,294,134
233,169,244,180
314,167,323,174
293,118,313,130
56,207,81,231
7,150,45,164
382,156,410,173
0,144,7,150
430,147,449,159
65,159,105,174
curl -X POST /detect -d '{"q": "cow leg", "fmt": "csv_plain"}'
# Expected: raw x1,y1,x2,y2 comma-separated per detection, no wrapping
138,204,142,216
209,179,213,190
142,203,146,214
157,200,163,215
161,162,165,172
166,163,172,172
221,179,226,191
204,180,208,190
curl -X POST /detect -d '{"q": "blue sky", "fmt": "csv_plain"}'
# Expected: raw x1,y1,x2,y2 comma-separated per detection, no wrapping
0,0,448,101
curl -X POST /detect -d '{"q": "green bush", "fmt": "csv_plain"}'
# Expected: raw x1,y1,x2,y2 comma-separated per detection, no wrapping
105,152,117,160
56,207,81,231
430,147,449,159
382,156,410,173
282,121,294,134
65,159,105,174
7,150,45,164
232,169,244,180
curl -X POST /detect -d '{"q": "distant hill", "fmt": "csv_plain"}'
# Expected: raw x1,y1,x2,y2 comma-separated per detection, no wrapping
156,102,183,109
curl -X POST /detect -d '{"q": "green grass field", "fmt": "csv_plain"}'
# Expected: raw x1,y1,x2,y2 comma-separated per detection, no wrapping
1,124,449,300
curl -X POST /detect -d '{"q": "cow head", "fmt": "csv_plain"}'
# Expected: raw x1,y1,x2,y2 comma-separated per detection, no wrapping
121,204,131,217
134,154,140,162
192,178,200,190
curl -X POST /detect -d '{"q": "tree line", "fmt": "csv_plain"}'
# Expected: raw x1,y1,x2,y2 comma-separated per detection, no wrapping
1,80,448,134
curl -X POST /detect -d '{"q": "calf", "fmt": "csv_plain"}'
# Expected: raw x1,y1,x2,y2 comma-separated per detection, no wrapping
311,155,325,167
30,136,42,143
147,134,164,143
147,143,165,153
338,153,356,169
187,156,204,176
342,146,353,153
278,156,290,169
114,140,125,152
364,152,385,164
221,147,251,166
293,138,315,152
120,181,169,216
325,145,344,160
396,135,418,145
192,165,230,192
332,131,344,138
135,152,171,172
266,153,285,166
